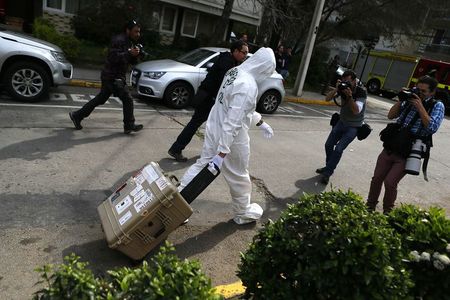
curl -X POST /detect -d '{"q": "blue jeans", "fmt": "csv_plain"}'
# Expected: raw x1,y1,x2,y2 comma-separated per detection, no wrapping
323,120,358,176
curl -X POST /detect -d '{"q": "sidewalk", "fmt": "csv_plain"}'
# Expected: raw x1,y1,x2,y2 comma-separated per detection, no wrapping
284,88,396,109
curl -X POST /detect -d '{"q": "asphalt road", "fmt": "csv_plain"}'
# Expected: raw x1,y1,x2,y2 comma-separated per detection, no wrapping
1,86,449,299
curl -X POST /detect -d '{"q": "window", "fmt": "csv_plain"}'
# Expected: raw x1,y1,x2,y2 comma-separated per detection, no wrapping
46,0,63,10
181,11,199,38
160,6,177,33
65,0,80,14
44,0,85,15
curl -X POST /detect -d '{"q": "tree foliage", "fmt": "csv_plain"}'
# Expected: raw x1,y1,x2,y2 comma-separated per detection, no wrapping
256,0,450,49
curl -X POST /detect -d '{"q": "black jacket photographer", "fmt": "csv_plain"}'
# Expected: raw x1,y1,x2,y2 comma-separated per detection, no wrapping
69,20,144,134
366,75,445,213
316,70,367,185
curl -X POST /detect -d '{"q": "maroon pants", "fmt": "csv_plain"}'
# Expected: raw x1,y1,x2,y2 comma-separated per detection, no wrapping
367,149,406,213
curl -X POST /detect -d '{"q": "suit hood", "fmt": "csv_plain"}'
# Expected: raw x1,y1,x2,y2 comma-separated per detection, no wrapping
239,47,276,83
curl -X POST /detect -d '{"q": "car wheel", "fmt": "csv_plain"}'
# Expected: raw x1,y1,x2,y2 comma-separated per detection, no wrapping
4,61,50,102
366,79,381,94
257,90,281,114
164,81,193,109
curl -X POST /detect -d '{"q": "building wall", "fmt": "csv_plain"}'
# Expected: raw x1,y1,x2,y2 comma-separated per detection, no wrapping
43,10,74,34
160,0,262,26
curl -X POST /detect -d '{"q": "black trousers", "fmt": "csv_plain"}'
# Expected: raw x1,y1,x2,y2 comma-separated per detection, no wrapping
169,89,215,154
73,79,135,128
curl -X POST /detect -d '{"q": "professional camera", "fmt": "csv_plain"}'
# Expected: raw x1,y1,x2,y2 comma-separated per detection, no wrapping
338,81,352,91
405,139,426,175
134,43,149,59
398,87,419,102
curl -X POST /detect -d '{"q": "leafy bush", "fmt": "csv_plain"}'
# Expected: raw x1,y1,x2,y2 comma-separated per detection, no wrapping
238,190,412,300
388,205,450,299
33,18,80,60
34,243,222,300
108,243,222,299
33,253,108,299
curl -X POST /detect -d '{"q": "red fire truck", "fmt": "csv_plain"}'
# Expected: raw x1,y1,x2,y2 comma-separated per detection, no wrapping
353,50,450,112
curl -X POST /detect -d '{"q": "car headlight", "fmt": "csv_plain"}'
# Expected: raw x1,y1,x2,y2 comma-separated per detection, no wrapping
143,71,166,79
51,51,68,62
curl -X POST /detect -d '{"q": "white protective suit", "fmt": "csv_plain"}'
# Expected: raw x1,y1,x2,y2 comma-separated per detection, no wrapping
180,47,276,224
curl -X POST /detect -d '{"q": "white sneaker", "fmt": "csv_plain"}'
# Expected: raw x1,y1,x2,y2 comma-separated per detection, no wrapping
233,203,263,225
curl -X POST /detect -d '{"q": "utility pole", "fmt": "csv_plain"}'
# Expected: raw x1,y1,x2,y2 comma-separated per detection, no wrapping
293,0,326,97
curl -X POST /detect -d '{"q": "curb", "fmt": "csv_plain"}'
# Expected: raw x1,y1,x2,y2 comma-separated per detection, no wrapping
215,281,245,299
284,96,336,106
69,79,101,88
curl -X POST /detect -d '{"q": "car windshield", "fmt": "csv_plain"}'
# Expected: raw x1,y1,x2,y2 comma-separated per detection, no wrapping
175,49,216,66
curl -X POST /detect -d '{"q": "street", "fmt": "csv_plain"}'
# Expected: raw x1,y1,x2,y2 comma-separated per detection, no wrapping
1,86,450,299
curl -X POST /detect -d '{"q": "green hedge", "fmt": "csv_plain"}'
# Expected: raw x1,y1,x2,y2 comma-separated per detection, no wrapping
33,18,80,60
387,204,450,299
33,242,223,300
238,191,450,299
238,191,412,299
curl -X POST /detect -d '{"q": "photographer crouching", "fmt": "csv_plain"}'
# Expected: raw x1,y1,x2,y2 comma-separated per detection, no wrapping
366,76,445,213
316,70,367,184
69,20,145,134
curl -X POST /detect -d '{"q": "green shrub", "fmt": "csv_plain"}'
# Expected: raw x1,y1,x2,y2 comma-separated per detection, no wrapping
108,243,222,299
33,18,80,60
238,190,412,300
33,253,109,299
388,205,450,299
33,242,222,300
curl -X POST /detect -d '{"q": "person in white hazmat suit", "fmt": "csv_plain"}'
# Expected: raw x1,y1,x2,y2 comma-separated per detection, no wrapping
179,47,276,225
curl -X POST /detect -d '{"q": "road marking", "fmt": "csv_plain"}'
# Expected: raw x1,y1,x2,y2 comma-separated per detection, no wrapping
49,93,68,101
214,281,245,299
0,102,392,123
290,102,332,117
0,102,158,112
47,93,148,107
71,94,89,103
278,106,303,114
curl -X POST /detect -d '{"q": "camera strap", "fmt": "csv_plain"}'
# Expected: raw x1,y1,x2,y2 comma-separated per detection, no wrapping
419,98,437,181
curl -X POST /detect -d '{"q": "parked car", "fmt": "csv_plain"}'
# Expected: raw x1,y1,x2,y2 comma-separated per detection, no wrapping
0,28,73,102
131,47,285,114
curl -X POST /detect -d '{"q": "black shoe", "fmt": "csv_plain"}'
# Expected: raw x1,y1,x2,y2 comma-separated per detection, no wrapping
124,124,143,134
69,112,82,130
168,150,188,162
316,167,326,174
320,175,330,185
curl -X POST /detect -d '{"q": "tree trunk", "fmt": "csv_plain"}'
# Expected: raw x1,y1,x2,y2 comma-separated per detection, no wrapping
210,0,235,45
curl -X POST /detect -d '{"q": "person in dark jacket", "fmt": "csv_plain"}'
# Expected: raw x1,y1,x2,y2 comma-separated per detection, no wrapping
168,40,249,161
69,20,143,134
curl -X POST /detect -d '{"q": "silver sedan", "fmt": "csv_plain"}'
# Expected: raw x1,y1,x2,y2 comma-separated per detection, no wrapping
131,47,285,114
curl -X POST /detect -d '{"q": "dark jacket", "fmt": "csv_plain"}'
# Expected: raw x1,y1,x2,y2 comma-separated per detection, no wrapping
199,52,237,96
101,33,138,81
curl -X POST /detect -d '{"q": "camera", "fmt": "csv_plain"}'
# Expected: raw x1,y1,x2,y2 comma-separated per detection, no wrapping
134,43,149,59
338,81,352,91
398,87,419,102
405,139,426,175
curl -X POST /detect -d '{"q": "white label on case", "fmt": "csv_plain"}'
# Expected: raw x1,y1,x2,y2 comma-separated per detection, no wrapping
133,189,146,202
119,211,132,226
134,196,151,213
115,196,132,215
134,174,145,185
156,177,168,191
143,165,159,184
130,185,142,197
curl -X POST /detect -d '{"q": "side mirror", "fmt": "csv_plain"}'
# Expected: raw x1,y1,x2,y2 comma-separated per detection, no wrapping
206,62,214,70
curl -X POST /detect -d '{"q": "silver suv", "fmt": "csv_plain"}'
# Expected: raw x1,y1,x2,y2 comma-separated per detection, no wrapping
0,28,73,102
